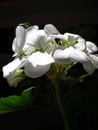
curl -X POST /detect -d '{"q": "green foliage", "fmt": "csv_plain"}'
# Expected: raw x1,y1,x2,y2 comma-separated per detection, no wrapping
66,73,89,83
0,87,34,115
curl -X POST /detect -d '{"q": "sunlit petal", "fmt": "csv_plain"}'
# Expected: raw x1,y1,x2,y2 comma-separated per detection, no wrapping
24,52,54,78
2,58,25,78
53,46,88,64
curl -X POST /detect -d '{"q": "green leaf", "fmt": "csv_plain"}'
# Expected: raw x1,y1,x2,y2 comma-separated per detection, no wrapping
21,87,35,105
66,74,88,83
0,87,34,115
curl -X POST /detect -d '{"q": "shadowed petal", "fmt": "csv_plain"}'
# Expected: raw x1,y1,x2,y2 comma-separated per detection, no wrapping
86,41,98,53
88,54,98,68
12,26,26,54
83,62,95,75
26,25,39,32
44,24,60,35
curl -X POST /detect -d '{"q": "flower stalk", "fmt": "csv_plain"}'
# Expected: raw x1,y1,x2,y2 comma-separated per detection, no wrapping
54,82,70,130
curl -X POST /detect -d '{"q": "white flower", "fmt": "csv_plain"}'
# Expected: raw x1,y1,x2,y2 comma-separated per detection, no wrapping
3,23,98,87
44,24,98,75
12,25,39,57
52,46,95,75
2,24,55,86
22,27,55,78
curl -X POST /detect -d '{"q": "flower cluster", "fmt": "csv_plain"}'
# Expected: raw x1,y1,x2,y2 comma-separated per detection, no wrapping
2,23,98,87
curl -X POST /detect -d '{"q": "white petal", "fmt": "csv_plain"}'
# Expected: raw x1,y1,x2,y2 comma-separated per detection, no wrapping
64,32,81,39
44,24,68,40
53,47,88,64
75,42,86,51
2,58,25,78
25,25,39,44
12,38,17,53
44,24,60,35
49,34,66,40
26,25,39,32
25,63,50,78
12,26,26,54
86,41,98,53
88,54,98,68
83,62,95,75
26,30,51,50
16,26,26,49
53,47,96,75
74,38,86,51
23,44,36,55
24,52,54,78
23,27,40,55
46,42,56,54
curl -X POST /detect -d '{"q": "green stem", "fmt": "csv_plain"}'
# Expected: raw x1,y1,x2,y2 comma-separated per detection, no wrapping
54,83,70,130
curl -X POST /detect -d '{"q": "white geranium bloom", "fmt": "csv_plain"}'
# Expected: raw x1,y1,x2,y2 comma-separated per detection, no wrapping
3,25,40,85
22,28,55,78
24,52,54,78
52,46,96,75
12,25,39,57
45,24,98,75
3,23,98,87
3,24,56,86
12,24,56,57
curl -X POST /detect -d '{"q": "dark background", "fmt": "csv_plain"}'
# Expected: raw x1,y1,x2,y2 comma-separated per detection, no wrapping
0,0,98,129
0,0,98,29
0,0,98,52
